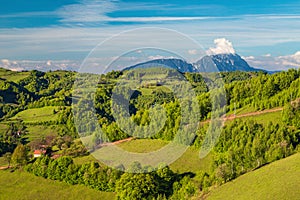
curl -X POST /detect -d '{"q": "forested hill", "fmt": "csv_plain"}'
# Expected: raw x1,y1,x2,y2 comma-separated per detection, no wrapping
1,67,300,199
0,68,75,119
1,67,300,136
1,66,300,147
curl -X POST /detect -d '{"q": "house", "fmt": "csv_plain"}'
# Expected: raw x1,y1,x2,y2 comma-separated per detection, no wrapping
33,149,46,158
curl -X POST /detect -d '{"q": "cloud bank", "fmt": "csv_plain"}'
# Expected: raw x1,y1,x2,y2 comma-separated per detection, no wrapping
244,51,300,71
0,59,80,72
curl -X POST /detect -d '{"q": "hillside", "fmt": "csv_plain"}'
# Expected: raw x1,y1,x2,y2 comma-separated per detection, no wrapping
207,153,300,200
1,67,300,199
0,170,115,200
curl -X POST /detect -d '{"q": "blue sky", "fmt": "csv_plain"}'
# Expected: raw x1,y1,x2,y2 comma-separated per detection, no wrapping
1,0,300,71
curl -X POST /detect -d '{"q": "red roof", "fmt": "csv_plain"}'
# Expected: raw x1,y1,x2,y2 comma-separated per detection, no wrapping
34,150,46,154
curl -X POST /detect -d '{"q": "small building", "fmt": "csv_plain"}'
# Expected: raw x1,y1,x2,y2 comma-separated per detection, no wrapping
33,150,46,158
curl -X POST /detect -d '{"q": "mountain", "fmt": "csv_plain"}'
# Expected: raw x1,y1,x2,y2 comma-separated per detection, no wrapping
124,58,197,73
125,54,264,73
194,53,260,72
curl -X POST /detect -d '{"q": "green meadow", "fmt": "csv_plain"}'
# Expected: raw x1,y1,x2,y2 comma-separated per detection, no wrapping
207,153,300,200
10,106,62,123
0,170,115,200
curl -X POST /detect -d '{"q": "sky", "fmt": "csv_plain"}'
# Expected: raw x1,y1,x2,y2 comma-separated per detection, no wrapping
1,0,300,71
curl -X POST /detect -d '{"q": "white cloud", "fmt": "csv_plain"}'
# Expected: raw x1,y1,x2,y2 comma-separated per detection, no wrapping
278,51,300,66
244,51,300,71
242,56,255,60
148,55,165,60
188,49,198,55
207,38,236,55
289,51,300,62
0,59,80,71
55,0,214,24
57,0,207,24
263,53,272,57
57,0,117,23
46,60,52,66
1,59,10,65
107,16,209,22
256,14,300,20
2,14,300,71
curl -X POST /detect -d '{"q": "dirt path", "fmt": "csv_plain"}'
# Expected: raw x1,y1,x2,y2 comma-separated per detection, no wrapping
226,107,283,120
99,137,134,147
0,166,11,170
95,107,284,148
201,107,283,125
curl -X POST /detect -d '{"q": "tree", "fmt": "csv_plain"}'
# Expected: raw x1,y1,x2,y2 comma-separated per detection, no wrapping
11,144,28,167
115,172,159,200
3,152,12,167
170,176,196,200
215,163,231,183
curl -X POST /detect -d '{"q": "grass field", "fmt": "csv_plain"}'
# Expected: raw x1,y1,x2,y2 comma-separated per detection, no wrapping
26,125,59,141
226,110,283,126
227,104,257,115
117,139,168,153
170,148,212,174
116,139,212,174
0,123,59,141
78,135,94,148
244,110,282,125
0,157,7,167
73,154,98,165
0,68,30,83
207,153,300,200
0,123,8,133
10,106,62,123
0,170,115,200
77,139,212,174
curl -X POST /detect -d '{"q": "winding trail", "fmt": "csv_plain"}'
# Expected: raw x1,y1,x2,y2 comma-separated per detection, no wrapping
97,107,284,147
98,137,134,147
200,107,283,125
225,107,283,120
0,107,284,167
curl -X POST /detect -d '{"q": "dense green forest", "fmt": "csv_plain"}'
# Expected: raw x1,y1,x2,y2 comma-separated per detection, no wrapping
1,67,300,199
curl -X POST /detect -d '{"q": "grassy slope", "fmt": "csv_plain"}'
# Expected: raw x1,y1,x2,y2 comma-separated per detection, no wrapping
244,110,282,125
0,170,115,200
0,157,6,166
75,139,212,174
0,123,8,133
117,139,212,173
117,139,168,153
10,106,61,123
73,154,98,165
26,125,59,141
5,106,63,141
75,108,283,174
207,153,300,200
0,68,30,83
0,123,60,141
224,108,283,126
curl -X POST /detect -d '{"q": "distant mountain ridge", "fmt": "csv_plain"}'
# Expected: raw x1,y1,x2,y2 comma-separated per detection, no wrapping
125,53,263,73
125,58,197,73
195,53,260,72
